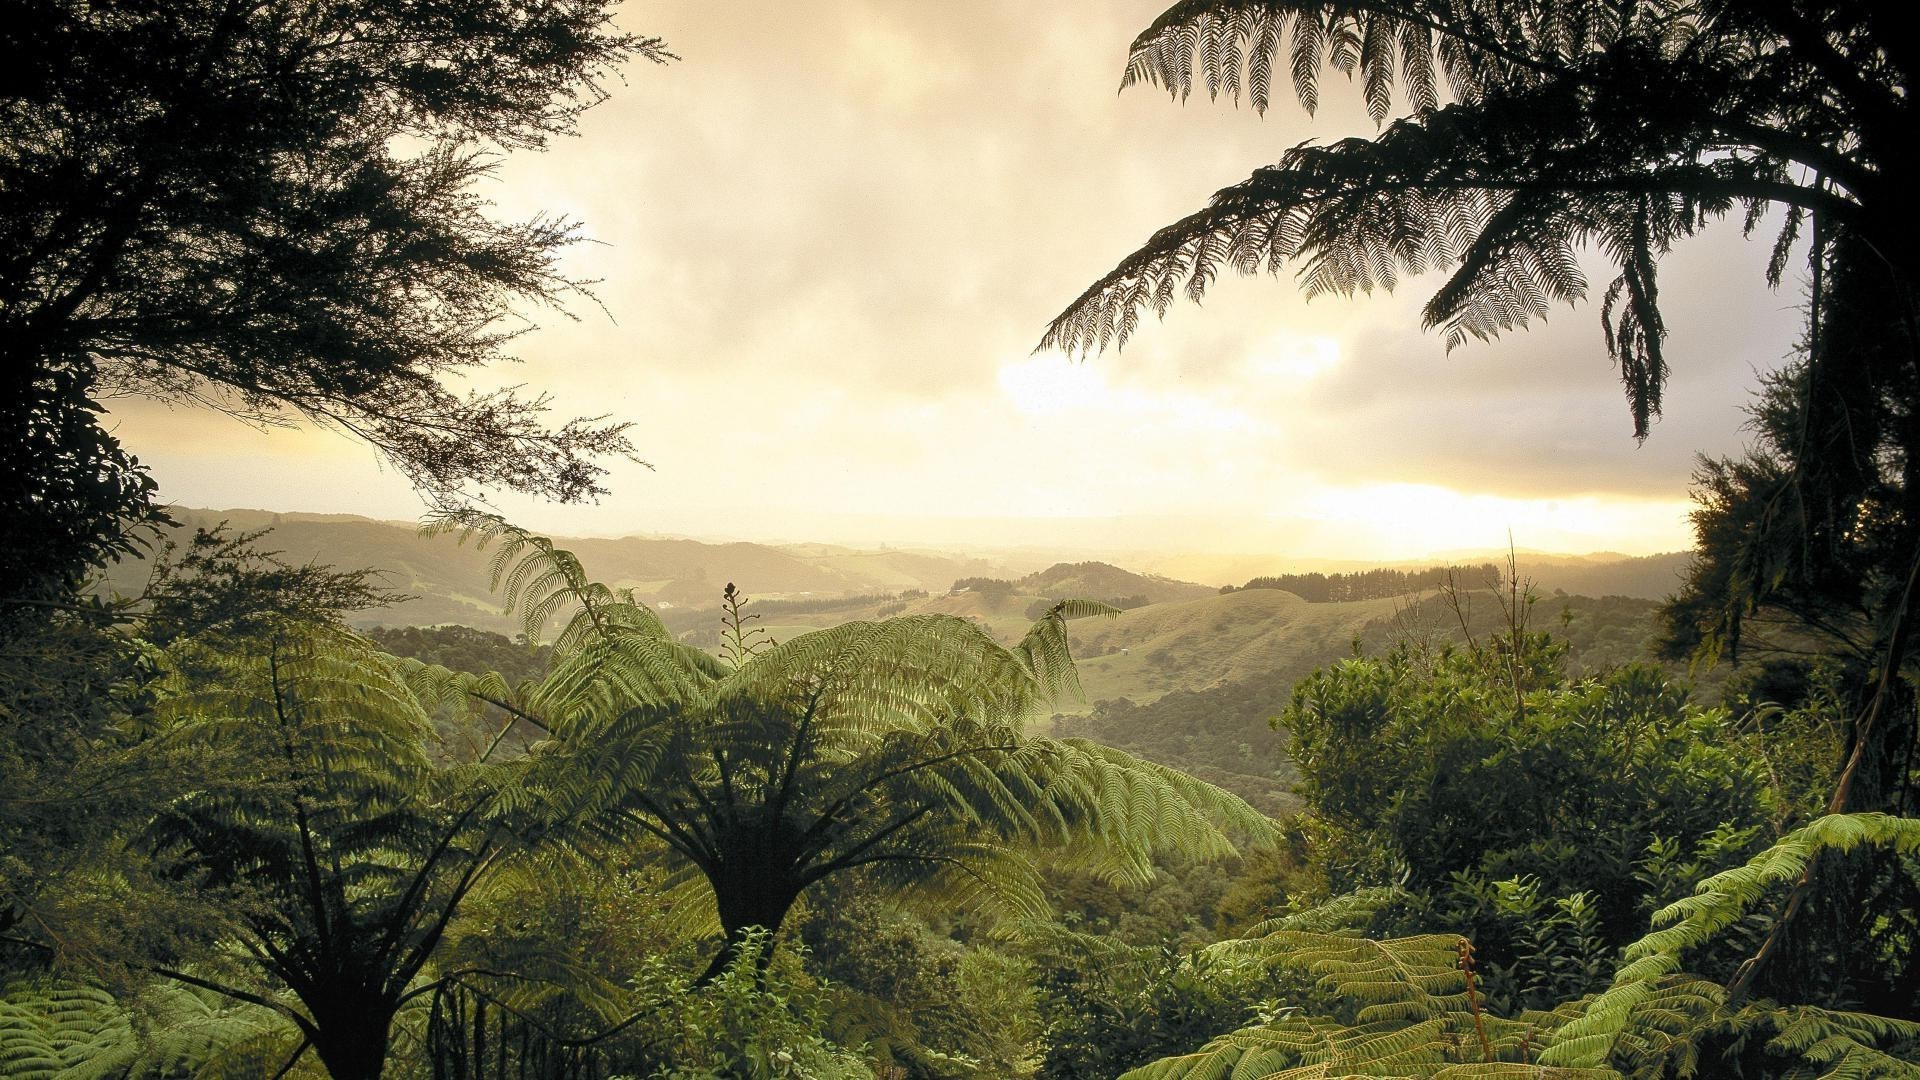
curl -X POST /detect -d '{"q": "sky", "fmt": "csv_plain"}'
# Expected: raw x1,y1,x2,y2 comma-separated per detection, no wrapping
104,0,1807,563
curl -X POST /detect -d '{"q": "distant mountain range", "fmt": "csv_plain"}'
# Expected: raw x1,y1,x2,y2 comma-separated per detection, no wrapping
109,507,1695,636
109,507,1029,633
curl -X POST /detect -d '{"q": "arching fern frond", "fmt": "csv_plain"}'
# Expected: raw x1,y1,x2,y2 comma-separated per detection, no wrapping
421,509,632,649
1042,739,1278,880
1541,813,1920,1071
1053,0,1873,440
0,981,298,1080
1122,1015,1452,1080
154,622,436,797
716,614,1049,745
1042,56,1821,437
1122,925,1607,1078
1121,1,1637,120
1015,598,1119,703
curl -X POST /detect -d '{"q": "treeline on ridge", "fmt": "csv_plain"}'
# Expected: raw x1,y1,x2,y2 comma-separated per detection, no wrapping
1224,563,1501,603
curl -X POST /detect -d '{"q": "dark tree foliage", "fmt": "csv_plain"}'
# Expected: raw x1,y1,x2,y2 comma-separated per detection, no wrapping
1229,563,1499,603
365,624,552,688
948,576,1017,597
1045,1,1912,440
0,0,671,600
1662,275,1918,818
0,362,167,603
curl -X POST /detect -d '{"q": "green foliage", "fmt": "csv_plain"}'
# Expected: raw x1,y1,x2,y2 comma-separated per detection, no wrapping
0,980,298,1079
1094,573,1914,1080
1,527,402,976
626,933,875,1080
0,594,178,973
1028,922,1295,1079
796,887,1045,1077
1457,878,1614,1014
1543,814,1920,1072
1278,636,1774,954
418,512,1279,982
1115,816,1920,1080
139,587,533,1077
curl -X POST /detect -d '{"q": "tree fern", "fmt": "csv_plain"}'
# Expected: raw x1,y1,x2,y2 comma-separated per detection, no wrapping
1043,0,1885,440
142,608,536,1079
1540,813,1920,1074
419,514,1281,980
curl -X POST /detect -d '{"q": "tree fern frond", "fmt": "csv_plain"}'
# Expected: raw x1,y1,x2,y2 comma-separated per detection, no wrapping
1050,8,1836,438
1428,1060,1620,1068
0,981,297,1080
720,615,1045,740
1119,0,1640,121
1015,598,1118,703
1541,814,1920,1070
1240,886,1408,937
420,509,622,647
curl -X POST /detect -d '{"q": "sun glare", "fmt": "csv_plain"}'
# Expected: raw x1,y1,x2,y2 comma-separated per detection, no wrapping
1249,331,1342,380
997,355,1106,415
1299,483,1695,557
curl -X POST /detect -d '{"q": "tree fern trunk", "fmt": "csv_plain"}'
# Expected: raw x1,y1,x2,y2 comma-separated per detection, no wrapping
308,996,397,1080
696,871,802,987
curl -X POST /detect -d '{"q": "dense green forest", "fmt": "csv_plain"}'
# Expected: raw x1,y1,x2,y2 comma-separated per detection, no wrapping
1224,565,1501,604
4,1,1917,1078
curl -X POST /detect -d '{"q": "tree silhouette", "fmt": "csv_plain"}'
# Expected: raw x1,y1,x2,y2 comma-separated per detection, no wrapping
0,0,672,601
1043,3,1910,438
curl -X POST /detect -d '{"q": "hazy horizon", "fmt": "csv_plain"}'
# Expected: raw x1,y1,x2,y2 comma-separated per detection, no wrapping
166,501,1690,585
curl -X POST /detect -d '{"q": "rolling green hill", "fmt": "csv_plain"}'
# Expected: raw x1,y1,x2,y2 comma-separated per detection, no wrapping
1057,591,1689,815
1060,588,1406,708
121,508,1702,817
1016,561,1217,606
